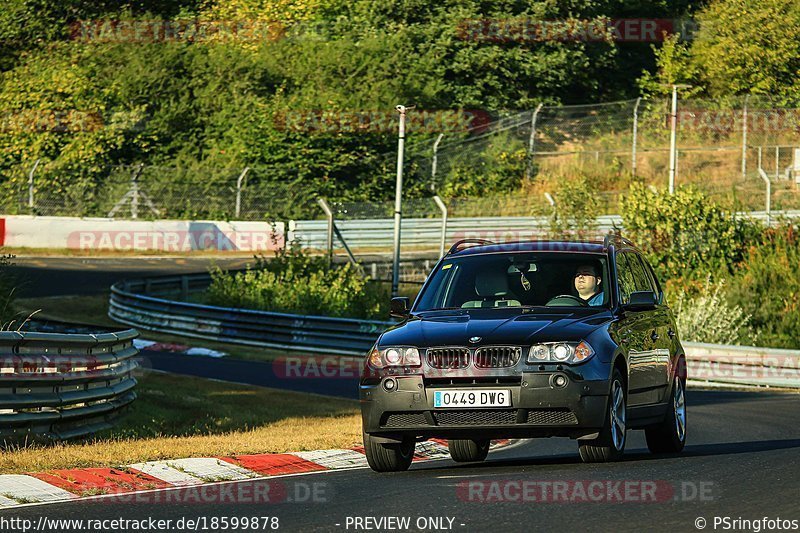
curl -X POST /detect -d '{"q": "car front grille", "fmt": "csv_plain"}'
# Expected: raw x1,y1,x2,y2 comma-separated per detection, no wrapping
426,347,470,369
433,409,519,426
381,412,428,428
526,408,578,425
474,346,522,368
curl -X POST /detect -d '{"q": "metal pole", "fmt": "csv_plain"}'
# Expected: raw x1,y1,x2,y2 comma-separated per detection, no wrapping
432,195,448,259
317,198,334,267
392,105,409,298
758,168,771,226
632,97,641,178
757,147,762,172
28,159,40,213
525,103,544,180
431,133,444,192
668,86,678,194
234,166,250,218
741,95,749,178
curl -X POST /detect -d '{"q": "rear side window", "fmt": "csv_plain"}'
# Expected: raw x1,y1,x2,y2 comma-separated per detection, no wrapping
615,253,637,305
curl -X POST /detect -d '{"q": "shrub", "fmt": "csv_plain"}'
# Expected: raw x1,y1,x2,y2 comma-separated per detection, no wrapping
207,244,388,319
673,276,758,345
726,222,800,348
549,175,599,239
620,183,760,281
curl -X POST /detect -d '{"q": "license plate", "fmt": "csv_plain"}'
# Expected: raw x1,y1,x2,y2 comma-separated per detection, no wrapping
433,389,511,408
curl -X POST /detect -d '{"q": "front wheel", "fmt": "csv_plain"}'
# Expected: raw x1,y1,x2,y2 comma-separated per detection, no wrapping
645,374,687,454
448,439,490,463
579,369,627,463
363,433,414,472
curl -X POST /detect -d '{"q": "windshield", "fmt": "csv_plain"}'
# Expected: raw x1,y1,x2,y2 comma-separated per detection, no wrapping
415,252,610,311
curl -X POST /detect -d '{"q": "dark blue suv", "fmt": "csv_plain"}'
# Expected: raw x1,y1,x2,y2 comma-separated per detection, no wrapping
360,236,687,472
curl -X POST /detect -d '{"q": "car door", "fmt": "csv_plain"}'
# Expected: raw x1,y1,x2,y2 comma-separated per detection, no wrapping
637,254,676,403
614,251,652,407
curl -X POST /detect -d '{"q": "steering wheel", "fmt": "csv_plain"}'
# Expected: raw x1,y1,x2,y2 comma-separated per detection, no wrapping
545,294,588,307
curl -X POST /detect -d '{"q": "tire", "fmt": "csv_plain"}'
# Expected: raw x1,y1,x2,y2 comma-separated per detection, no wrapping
579,368,627,463
448,439,490,463
363,432,414,472
645,373,687,454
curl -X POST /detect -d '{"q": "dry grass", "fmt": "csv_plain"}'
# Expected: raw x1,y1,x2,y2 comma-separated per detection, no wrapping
0,372,361,474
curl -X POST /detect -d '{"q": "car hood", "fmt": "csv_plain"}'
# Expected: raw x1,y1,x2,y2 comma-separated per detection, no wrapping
379,309,614,347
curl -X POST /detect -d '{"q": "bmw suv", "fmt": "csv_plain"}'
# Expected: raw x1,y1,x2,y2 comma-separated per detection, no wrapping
360,236,687,472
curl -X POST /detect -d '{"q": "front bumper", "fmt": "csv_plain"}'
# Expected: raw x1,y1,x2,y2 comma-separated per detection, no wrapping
360,368,611,440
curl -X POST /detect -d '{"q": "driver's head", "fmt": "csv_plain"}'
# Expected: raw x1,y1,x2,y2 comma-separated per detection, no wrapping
574,263,601,299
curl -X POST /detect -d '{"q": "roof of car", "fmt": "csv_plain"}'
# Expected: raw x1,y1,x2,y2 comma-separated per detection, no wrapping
448,240,609,257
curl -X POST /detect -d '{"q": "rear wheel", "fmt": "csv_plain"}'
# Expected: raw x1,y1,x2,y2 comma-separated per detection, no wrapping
448,439,490,463
363,433,414,472
645,374,687,454
579,369,627,463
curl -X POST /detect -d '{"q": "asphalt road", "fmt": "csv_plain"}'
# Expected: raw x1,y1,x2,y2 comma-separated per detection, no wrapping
6,256,254,297
5,389,800,532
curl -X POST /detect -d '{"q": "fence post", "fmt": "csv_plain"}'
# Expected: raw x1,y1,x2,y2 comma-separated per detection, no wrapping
525,103,544,180
741,95,749,178
758,168,771,226
432,195,448,259
668,87,678,194
431,133,444,192
28,159,40,214
631,98,641,178
317,198,334,267
131,166,139,219
234,166,250,219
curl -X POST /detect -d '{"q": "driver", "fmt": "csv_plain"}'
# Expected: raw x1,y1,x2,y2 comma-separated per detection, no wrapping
574,263,604,306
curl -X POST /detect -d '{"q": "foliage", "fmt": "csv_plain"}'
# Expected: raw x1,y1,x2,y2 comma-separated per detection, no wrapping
726,223,800,348
206,243,387,318
619,183,760,281
673,275,758,345
549,175,599,239
689,0,800,105
637,33,703,99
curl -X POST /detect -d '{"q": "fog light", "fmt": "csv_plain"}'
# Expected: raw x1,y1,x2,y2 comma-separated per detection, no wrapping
384,378,397,392
553,375,567,388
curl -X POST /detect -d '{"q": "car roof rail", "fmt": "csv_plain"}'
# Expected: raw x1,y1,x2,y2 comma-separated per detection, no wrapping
447,238,495,255
603,232,636,251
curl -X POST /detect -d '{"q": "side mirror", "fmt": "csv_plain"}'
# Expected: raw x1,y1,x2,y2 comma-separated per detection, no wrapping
625,291,657,311
390,297,410,319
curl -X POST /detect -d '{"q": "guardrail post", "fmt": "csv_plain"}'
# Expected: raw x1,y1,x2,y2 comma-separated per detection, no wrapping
432,195,448,258
317,198,334,267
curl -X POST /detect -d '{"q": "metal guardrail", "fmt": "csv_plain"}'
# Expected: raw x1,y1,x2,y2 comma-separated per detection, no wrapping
288,211,800,249
684,341,800,389
0,329,139,441
109,277,392,355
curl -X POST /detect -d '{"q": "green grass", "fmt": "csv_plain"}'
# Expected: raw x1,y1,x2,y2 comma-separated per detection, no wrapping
0,371,361,474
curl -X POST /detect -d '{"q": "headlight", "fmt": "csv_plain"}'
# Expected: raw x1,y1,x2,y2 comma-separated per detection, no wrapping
368,346,421,368
526,341,595,364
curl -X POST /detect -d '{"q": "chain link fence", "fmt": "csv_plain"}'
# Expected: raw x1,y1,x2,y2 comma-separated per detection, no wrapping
4,97,799,221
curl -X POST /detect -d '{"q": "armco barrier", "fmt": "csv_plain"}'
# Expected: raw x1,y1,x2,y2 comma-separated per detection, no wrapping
109,278,392,355
0,329,139,441
684,342,800,389
109,275,800,389
288,210,800,250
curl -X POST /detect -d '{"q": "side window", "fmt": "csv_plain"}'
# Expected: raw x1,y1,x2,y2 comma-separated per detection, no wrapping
615,253,636,305
628,253,653,293
636,254,663,302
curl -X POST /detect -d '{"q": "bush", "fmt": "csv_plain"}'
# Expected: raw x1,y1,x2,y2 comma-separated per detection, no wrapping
673,276,758,345
726,223,800,348
620,183,760,281
207,244,388,319
549,175,599,239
